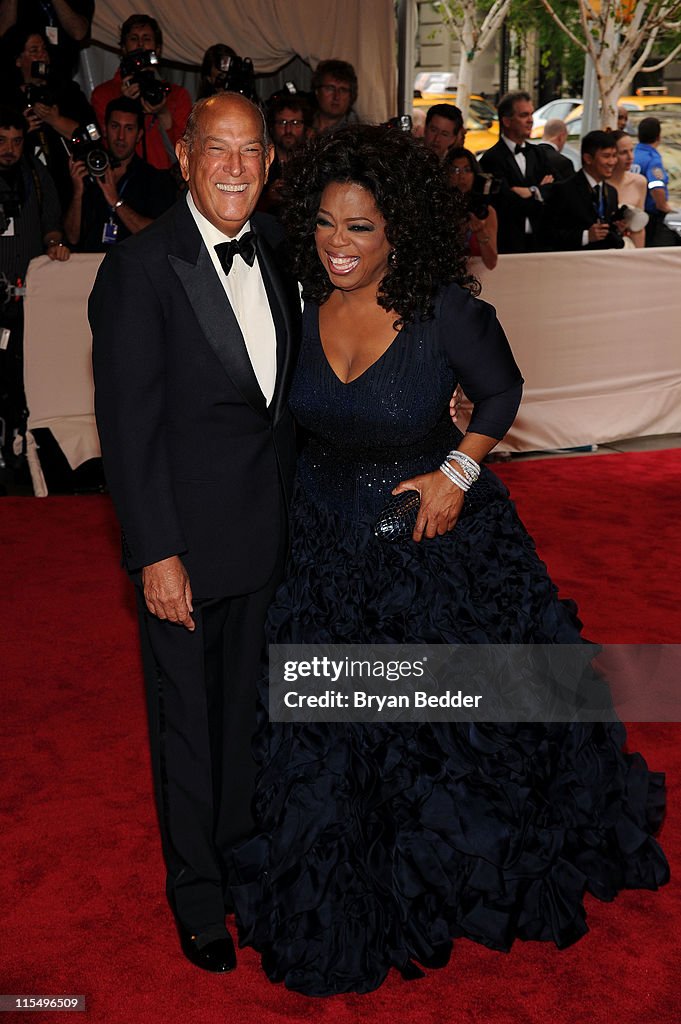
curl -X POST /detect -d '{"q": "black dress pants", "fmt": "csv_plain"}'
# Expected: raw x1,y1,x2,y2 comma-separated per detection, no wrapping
135,559,283,935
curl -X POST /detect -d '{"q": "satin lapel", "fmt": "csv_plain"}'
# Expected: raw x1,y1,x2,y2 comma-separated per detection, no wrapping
168,244,268,417
256,234,297,424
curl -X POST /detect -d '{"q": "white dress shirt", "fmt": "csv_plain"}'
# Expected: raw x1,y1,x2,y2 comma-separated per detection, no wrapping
186,192,277,406
502,135,534,235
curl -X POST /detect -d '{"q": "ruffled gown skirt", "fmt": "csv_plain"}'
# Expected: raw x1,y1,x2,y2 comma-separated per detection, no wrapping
232,474,669,996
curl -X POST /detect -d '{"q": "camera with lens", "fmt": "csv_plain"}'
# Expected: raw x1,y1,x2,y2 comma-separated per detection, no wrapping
467,172,501,221
68,124,113,180
119,49,170,107
24,61,55,107
214,55,257,101
0,191,20,235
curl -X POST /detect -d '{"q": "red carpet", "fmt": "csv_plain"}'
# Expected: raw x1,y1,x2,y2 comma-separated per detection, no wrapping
1,449,679,1023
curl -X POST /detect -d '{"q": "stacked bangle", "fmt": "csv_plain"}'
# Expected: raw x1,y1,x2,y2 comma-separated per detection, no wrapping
439,450,481,492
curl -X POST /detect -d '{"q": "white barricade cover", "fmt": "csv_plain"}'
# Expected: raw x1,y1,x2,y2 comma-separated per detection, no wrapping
22,247,681,474
475,247,681,452
24,253,104,471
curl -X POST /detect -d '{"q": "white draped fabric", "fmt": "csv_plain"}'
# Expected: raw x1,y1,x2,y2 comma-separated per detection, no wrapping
90,0,397,123
22,247,681,492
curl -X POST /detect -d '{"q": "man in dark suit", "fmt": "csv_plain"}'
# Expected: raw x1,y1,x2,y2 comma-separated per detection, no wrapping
536,118,575,182
544,130,625,250
89,92,300,973
479,90,554,253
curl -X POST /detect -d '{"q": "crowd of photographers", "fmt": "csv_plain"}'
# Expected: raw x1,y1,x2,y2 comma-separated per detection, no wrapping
0,5,678,483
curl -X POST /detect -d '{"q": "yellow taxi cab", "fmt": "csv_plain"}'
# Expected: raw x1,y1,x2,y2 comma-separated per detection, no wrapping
619,88,681,112
531,88,681,138
412,91,499,154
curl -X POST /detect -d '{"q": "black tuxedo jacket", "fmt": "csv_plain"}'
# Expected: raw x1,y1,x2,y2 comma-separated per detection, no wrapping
544,170,625,251
536,142,575,182
90,199,301,598
479,139,554,253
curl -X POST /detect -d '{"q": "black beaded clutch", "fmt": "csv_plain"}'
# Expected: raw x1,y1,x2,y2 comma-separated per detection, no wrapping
373,473,499,543
373,490,421,542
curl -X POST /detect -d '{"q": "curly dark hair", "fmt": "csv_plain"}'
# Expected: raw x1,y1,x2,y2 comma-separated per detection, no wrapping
281,124,478,327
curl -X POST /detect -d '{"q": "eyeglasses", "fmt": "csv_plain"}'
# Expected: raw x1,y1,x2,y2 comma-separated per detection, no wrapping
274,119,304,128
318,84,351,96
449,166,473,175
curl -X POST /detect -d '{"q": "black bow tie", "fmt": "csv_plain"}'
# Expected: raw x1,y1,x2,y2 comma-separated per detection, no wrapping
214,231,257,275
514,144,526,155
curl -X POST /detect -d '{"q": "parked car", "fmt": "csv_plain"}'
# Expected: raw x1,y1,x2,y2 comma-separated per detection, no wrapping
530,97,583,137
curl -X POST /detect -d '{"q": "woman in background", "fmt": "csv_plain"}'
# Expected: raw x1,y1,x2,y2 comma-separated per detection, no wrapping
444,146,498,269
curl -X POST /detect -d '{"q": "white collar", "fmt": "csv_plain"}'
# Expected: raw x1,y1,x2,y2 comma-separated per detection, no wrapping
583,170,600,189
186,191,252,248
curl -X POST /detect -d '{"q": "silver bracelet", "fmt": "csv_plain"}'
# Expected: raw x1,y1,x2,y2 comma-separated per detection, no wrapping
445,450,481,483
439,459,471,491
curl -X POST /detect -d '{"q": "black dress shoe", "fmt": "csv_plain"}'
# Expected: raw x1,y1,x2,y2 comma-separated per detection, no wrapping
177,925,236,973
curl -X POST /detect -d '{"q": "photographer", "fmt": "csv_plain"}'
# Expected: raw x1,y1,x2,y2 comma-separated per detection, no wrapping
544,130,625,251
64,98,176,252
444,147,498,270
0,106,69,463
0,0,93,77
91,14,191,172
4,26,95,207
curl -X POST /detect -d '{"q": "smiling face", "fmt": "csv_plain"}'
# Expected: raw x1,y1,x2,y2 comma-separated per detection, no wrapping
315,182,392,294
583,146,618,182
177,94,273,237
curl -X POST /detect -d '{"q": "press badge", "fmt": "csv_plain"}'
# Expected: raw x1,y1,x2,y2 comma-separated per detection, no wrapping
102,220,119,245
46,26,59,44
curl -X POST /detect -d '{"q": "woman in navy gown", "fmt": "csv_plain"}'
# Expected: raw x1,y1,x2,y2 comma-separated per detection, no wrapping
232,125,668,995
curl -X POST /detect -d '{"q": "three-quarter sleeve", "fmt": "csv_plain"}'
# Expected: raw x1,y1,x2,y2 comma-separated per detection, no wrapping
438,284,523,440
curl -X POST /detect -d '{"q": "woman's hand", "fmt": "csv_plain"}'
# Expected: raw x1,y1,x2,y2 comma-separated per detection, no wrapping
393,470,464,542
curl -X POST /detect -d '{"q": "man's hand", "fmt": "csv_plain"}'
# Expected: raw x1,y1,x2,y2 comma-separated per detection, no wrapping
23,107,43,132
539,174,554,186
142,555,195,630
587,222,611,243
46,240,71,261
120,77,141,101
68,157,87,194
32,101,60,128
95,166,120,207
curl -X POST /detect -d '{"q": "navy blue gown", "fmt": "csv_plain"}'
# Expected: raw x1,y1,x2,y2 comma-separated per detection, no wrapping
232,285,668,996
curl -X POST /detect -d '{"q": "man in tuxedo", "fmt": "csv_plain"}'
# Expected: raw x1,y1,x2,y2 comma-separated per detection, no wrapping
479,90,554,253
90,92,300,973
536,119,575,182
544,130,625,251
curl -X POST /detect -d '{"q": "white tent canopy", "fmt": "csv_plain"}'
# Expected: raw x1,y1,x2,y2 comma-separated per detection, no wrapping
90,0,397,123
